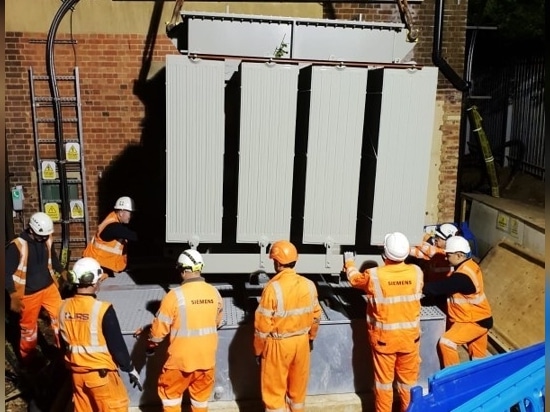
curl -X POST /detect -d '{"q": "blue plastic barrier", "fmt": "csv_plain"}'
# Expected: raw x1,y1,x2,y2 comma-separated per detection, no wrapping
459,221,478,256
407,342,545,412
453,357,545,411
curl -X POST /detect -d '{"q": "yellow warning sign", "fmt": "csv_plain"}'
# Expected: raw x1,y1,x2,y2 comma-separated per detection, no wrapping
42,161,56,180
44,202,61,221
496,212,510,232
510,218,519,237
65,143,81,162
70,200,85,219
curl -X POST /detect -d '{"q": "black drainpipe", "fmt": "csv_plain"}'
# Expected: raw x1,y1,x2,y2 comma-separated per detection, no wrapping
432,0,470,91
46,0,81,267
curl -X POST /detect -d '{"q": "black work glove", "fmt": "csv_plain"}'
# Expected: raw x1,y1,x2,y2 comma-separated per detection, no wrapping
309,340,314,351
128,368,143,391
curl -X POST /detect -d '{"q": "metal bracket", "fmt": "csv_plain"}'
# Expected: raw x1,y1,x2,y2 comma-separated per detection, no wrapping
258,236,269,269
188,235,200,249
324,238,334,269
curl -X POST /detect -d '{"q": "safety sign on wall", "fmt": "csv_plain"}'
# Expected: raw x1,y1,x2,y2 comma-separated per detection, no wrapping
44,202,61,222
42,161,57,180
70,200,85,219
65,143,81,162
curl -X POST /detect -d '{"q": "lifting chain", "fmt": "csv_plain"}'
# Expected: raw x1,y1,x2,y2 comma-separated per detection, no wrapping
396,0,419,42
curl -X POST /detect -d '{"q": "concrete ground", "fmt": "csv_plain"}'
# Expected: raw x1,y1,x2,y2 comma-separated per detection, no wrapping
129,345,478,412
131,393,373,412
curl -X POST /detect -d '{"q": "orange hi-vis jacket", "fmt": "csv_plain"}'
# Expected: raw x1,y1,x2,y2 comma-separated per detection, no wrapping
11,236,57,296
347,263,424,353
447,259,492,324
254,268,321,356
83,211,126,272
150,278,224,372
409,242,453,281
58,295,117,373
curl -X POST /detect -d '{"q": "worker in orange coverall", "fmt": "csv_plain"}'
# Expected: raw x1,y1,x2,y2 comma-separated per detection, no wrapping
5,212,67,367
254,240,322,412
146,249,224,412
409,223,459,283
423,236,493,367
58,257,142,412
344,232,423,412
83,196,137,278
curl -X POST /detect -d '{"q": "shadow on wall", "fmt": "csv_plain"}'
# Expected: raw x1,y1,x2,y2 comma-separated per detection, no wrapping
98,68,167,260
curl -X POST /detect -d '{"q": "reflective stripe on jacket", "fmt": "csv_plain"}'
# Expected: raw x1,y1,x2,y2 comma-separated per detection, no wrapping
254,268,322,356
150,278,223,372
447,259,492,323
58,295,117,373
83,211,126,272
347,262,423,353
11,236,56,295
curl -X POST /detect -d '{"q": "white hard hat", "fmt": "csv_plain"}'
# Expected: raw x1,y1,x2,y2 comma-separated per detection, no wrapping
177,249,204,272
69,257,103,286
383,232,410,262
435,223,459,240
114,196,134,211
445,236,471,254
29,212,54,236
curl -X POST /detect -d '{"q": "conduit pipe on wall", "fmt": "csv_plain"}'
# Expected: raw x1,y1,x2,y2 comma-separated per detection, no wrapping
432,0,470,91
46,0,81,267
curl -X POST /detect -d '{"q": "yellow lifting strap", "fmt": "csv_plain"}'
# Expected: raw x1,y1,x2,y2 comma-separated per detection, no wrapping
466,105,500,198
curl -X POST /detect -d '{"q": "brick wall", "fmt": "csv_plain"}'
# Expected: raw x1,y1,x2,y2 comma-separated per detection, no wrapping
6,32,175,256
6,0,467,252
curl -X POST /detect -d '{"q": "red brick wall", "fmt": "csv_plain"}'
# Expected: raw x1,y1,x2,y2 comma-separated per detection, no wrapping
6,32,175,255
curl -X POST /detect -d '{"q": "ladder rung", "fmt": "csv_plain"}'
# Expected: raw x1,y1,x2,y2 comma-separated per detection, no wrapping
37,118,79,123
52,219,87,224
33,75,76,81
40,179,83,185
38,138,81,144
53,237,86,248
34,98,78,107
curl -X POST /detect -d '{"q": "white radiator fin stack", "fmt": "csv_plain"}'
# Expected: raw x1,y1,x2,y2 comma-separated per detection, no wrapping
370,67,439,244
236,62,299,243
303,66,368,245
165,55,225,243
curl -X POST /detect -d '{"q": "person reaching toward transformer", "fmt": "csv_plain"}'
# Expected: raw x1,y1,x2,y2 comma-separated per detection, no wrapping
145,250,224,412
344,232,423,412
409,223,460,282
422,236,493,367
83,196,137,278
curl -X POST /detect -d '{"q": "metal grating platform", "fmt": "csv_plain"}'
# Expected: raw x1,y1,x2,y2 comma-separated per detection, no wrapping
421,305,446,320
222,297,246,326
97,287,166,334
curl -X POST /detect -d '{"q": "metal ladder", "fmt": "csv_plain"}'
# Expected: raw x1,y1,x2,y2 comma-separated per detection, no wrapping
28,66,89,266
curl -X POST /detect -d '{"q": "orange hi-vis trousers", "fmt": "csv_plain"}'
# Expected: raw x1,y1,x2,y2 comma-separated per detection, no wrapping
372,346,420,412
71,370,129,412
439,321,489,367
19,282,61,361
260,334,311,412
158,367,215,412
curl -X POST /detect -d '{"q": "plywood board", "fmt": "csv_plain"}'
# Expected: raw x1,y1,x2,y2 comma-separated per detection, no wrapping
480,240,545,350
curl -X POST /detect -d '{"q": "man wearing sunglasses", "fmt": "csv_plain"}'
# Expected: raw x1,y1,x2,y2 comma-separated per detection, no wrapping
5,211,66,368
423,236,493,367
